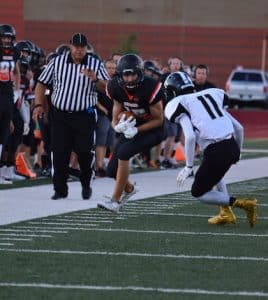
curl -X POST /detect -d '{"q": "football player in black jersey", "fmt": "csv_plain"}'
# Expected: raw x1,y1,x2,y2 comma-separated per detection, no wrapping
0,24,21,184
97,54,165,212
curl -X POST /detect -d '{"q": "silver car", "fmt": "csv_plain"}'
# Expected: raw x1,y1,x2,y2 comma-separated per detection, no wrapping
225,68,268,108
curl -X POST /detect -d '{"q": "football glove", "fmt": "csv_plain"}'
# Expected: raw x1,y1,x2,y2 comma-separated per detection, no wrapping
124,126,138,139
176,166,193,190
114,115,136,133
23,123,30,136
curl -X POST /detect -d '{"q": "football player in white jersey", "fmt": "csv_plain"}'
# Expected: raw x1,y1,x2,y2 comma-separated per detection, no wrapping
164,71,257,227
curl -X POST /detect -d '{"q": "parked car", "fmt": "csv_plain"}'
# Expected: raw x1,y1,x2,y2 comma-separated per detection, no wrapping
225,68,268,108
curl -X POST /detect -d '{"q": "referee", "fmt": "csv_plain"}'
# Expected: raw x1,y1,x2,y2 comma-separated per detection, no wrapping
33,33,109,200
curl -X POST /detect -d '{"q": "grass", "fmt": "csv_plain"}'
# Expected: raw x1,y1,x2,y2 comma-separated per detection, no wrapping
0,177,268,299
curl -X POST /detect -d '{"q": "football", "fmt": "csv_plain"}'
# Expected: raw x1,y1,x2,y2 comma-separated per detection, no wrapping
118,111,135,120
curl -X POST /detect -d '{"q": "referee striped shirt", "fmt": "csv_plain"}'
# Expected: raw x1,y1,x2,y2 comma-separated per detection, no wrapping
38,52,110,112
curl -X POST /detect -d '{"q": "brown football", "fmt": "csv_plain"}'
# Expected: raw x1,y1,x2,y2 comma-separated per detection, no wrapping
118,111,135,120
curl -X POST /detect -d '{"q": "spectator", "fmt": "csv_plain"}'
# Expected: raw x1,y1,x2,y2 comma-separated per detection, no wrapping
33,33,109,200
161,56,184,169
95,59,116,177
193,64,216,91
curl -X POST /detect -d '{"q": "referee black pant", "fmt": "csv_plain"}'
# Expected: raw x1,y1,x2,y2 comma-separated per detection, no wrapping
51,107,96,196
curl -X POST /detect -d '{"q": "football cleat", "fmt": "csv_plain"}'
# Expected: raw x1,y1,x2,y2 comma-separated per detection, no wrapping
97,198,122,213
4,166,26,181
120,184,138,204
233,198,257,227
0,177,13,185
208,206,236,225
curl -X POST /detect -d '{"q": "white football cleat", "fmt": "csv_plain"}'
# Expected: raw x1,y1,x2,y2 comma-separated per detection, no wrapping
97,199,122,213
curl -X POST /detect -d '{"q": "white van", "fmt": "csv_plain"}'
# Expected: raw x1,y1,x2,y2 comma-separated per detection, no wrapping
225,68,268,108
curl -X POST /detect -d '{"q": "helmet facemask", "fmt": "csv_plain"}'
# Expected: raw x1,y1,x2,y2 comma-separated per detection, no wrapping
120,69,143,91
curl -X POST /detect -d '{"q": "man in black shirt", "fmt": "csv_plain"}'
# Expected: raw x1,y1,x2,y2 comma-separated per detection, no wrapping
33,33,109,200
97,54,165,212
193,64,216,91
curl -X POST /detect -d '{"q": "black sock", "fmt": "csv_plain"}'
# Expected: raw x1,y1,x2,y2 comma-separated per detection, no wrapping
229,196,236,206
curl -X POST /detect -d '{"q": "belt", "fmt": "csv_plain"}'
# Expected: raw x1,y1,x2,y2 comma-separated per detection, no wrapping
212,134,233,143
54,107,95,114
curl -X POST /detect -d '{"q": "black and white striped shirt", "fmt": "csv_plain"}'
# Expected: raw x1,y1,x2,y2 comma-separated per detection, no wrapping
38,52,110,111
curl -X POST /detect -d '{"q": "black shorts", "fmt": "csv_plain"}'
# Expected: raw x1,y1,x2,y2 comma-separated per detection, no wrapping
191,137,240,197
107,126,164,178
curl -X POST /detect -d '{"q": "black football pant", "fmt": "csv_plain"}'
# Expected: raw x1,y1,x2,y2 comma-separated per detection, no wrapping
0,85,13,146
107,126,164,179
51,108,96,196
191,137,240,197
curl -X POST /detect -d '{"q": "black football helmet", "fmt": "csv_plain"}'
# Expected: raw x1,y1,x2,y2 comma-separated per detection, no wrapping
116,54,144,90
15,40,32,53
164,71,195,100
144,60,156,72
144,60,162,76
15,40,32,63
0,24,16,48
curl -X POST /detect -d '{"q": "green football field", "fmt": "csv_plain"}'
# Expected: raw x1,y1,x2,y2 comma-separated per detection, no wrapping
0,177,268,300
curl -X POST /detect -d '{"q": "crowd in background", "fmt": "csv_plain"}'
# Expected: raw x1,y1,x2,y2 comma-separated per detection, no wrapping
0,23,216,185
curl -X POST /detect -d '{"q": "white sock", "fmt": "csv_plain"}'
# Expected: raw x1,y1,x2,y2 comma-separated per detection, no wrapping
198,190,230,206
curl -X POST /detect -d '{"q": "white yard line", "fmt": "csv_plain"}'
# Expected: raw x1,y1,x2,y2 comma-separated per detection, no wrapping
0,248,268,262
0,282,267,297
0,228,66,234
28,221,99,226
0,237,32,241
12,226,268,237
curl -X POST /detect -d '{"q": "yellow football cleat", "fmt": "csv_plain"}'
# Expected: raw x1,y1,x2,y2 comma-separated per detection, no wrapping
233,198,257,227
208,206,236,225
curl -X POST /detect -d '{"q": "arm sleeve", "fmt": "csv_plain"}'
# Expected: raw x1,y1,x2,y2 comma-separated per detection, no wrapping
19,100,30,124
224,110,244,150
179,115,196,168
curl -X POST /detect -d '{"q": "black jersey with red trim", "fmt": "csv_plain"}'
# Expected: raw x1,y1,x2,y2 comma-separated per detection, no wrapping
0,46,20,87
106,75,164,125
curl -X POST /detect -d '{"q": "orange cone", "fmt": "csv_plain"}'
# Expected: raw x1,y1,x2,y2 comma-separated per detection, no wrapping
174,145,186,161
16,153,37,179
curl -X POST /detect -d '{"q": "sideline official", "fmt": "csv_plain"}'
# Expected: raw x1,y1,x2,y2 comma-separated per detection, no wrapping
33,33,109,200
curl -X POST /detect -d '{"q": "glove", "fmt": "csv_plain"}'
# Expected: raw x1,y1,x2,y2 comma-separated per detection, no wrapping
23,123,30,135
124,126,138,139
114,115,136,133
176,166,193,190
13,90,22,104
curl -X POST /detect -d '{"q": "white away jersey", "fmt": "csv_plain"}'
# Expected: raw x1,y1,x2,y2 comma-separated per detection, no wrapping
165,88,234,149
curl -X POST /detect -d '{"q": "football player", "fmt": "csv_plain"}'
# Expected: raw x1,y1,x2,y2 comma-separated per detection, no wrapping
97,54,165,212
164,71,257,227
0,24,21,184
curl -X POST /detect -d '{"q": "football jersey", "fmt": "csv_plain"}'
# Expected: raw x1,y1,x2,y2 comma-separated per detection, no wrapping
106,75,164,125
165,88,234,149
0,47,19,84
